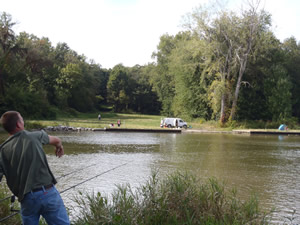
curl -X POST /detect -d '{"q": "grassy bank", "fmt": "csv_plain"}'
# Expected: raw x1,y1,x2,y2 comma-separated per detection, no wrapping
25,112,227,130
20,111,300,131
72,171,270,225
26,112,163,130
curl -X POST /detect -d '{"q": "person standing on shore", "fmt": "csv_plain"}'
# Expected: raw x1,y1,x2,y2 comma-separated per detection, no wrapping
0,111,70,225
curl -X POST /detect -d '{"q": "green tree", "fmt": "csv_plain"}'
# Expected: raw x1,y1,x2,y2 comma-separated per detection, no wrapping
0,12,21,97
17,33,55,95
93,65,109,107
183,1,271,123
264,65,292,121
0,13,109,116
52,42,100,112
236,31,282,121
229,5,271,121
107,64,130,112
282,37,300,120
128,64,160,114
168,32,211,119
55,63,82,108
182,5,238,122
151,34,176,116
0,13,54,118
67,63,98,112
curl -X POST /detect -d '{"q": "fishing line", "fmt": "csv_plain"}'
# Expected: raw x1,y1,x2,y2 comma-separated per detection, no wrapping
0,162,129,222
60,162,129,194
56,162,98,180
0,162,99,203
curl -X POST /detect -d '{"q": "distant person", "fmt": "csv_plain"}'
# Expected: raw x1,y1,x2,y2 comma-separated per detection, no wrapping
0,111,70,225
98,113,101,120
117,119,121,127
278,124,288,130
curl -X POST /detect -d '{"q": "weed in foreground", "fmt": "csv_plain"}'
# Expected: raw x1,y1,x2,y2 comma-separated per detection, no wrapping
72,171,270,225
0,183,21,225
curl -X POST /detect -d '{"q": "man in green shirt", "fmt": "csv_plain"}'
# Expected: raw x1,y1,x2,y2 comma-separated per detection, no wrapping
0,111,70,225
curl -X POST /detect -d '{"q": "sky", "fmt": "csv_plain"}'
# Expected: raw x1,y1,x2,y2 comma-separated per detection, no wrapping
1,0,300,69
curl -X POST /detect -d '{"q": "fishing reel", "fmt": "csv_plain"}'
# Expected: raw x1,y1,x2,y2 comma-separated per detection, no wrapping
10,195,20,212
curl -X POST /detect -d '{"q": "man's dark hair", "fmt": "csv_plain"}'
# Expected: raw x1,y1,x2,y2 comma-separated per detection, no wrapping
0,111,20,133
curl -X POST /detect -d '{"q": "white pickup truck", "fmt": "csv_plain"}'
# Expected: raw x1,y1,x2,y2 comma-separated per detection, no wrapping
161,118,188,129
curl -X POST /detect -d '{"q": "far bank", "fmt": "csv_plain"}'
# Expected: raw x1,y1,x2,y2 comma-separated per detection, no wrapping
8,112,300,132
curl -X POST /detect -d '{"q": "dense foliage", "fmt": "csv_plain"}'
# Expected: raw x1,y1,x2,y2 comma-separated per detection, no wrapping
0,12,159,118
1,1,300,123
151,3,300,124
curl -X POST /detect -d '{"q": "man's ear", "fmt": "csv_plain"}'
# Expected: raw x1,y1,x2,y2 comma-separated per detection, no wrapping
16,120,22,129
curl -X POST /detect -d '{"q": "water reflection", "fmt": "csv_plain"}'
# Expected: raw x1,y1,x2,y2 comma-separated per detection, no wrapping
1,131,299,223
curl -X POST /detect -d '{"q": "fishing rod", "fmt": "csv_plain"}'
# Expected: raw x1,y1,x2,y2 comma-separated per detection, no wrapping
0,195,12,203
0,195,20,223
60,162,129,194
0,212,19,223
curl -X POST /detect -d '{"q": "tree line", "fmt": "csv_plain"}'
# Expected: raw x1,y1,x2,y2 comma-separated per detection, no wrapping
1,1,300,124
0,12,160,118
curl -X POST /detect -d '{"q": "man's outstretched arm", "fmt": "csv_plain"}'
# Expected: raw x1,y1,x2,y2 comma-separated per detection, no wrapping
49,135,64,158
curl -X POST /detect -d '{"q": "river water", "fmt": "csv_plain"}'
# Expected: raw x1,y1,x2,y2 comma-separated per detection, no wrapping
1,131,300,223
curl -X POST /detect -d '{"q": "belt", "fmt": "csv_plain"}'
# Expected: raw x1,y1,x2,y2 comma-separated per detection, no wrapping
32,184,54,192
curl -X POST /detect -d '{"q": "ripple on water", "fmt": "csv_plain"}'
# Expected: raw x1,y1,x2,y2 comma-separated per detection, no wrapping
44,132,300,224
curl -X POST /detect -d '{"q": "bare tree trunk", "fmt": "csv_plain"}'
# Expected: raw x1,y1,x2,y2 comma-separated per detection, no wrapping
220,93,226,124
220,44,232,125
229,1,260,120
230,56,248,120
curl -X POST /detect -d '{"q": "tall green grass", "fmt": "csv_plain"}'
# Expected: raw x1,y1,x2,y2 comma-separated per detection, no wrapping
26,112,164,129
72,171,270,225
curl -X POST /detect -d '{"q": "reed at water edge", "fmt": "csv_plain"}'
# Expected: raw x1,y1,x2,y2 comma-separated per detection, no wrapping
72,171,271,225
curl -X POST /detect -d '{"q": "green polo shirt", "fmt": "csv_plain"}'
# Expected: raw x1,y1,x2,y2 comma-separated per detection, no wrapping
0,130,57,201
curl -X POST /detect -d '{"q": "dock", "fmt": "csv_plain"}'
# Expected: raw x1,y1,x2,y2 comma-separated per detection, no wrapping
92,128,300,135
44,126,300,135
93,128,182,133
233,129,300,135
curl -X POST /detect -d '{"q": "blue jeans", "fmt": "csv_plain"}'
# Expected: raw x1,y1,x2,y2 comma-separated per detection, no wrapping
21,185,70,225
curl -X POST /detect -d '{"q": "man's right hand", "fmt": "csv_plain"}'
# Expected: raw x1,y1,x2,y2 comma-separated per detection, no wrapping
55,145,64,158
49,135,64,158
